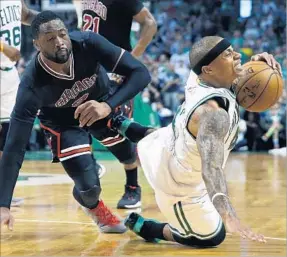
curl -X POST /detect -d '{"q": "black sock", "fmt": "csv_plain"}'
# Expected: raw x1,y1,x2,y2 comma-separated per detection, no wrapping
119,120,150,143
125,167,138,187
140,220,167,240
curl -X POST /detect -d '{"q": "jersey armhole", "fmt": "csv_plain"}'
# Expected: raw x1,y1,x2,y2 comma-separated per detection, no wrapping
211,96,229,112
185,95,230,139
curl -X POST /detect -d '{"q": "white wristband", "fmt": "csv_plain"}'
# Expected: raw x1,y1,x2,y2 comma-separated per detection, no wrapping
211,193,229,204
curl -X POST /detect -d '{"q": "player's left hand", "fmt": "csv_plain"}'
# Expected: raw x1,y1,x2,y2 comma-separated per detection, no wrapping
75,100,112,127
2,44,21,62
224,214,266,243
251,52,282,77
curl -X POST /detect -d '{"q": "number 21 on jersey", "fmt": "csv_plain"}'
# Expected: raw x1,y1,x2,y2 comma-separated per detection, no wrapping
83,14,100,33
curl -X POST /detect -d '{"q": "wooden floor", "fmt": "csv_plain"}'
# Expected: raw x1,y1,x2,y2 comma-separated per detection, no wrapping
1,153,286,256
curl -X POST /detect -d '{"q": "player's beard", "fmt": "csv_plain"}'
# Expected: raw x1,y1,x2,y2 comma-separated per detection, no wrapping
43,48,72,64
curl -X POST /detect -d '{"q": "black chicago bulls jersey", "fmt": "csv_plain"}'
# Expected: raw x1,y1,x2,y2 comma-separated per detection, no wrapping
15,31,120,126
8,30,149,126
82,0,143,51
0,30,151,208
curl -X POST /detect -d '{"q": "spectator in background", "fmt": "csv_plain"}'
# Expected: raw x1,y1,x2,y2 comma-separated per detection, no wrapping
160,64,181,113
231,30,244,48
154,101,173,127
170,43,189,66
233,119,247,152
243,111,261,151
262,0,277,15
174,60,190,84
201,19,218,37
259,104,286,151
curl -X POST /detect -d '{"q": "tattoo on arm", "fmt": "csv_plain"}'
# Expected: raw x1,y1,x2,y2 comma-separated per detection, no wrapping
196,107,237,220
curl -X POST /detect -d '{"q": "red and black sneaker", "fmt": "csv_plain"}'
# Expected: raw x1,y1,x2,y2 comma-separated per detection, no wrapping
84,200,127,233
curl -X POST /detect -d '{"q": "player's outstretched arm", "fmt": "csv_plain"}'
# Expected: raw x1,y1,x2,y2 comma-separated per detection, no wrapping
193,103,266,243
132,7,157,58
85,32,151,109
21,0,39,25
0,41,21,62
73,0,82,29
196,106,236,217
0,79,41,213
75,32,151,126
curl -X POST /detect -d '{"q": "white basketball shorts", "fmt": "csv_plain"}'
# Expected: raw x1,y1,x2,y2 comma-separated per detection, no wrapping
0,66,19,122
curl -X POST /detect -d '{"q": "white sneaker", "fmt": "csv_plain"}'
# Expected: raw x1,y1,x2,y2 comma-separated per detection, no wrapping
269,147,286,156
11,197,24,207
98,163,107,179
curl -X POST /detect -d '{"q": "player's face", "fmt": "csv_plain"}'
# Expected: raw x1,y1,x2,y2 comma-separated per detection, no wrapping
34,20,72,64
211,47,243,87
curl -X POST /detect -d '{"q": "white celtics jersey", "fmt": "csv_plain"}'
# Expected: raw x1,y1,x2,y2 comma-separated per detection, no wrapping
169,71,239,182
137,71,239,198
0,0,22,68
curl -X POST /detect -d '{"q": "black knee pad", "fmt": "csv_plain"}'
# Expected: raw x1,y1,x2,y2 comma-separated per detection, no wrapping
61,154,101,190
73,185,101,209
107,139,137,164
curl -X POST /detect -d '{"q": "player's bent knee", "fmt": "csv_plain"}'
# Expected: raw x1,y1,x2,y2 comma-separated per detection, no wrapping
106,139,137,164
61,154,101,190
172,223,226,248
73,185,102,209
124,161,137,170
78,185,102,206
205,223,226,247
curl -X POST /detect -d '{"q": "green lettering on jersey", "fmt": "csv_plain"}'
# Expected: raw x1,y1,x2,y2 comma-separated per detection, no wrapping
0,26,21,47
171,105,185,140
227,103,240,150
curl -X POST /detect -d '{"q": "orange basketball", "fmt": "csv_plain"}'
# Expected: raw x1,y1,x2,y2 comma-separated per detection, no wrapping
234,61,283,112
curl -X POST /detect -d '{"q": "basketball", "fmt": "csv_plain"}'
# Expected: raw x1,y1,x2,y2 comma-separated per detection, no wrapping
233,61,283,112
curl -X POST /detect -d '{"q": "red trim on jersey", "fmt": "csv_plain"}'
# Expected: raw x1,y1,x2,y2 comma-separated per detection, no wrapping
40,123,91,158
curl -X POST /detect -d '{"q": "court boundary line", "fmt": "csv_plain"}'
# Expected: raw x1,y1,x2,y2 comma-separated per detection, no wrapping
225,233,286,241
16,218,94,225
15,219,286,241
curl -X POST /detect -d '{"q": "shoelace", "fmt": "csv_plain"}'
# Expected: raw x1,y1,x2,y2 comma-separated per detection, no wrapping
95,204,119,226
125,187,138,200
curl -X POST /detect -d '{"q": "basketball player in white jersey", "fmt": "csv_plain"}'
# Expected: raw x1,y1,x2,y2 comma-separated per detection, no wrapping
79,36,282,247
0,0,38,207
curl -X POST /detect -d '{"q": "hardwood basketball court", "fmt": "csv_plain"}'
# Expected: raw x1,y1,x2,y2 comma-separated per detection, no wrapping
1,152,286,256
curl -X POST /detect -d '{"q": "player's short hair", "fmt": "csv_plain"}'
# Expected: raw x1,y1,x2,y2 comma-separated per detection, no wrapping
189,36,223,70
31,11,64,39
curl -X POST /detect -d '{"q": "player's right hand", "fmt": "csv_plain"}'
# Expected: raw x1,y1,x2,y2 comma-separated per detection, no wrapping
224,215,266,243
0,207,14,231
2,44,21,62
75,100,112,127
251,52,283,77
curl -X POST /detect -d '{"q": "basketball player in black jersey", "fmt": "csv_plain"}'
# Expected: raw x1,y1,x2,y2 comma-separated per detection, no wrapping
0,11,151,233
73,0,157,209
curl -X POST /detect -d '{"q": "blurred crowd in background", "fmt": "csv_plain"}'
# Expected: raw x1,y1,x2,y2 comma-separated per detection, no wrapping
18,0,286,153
